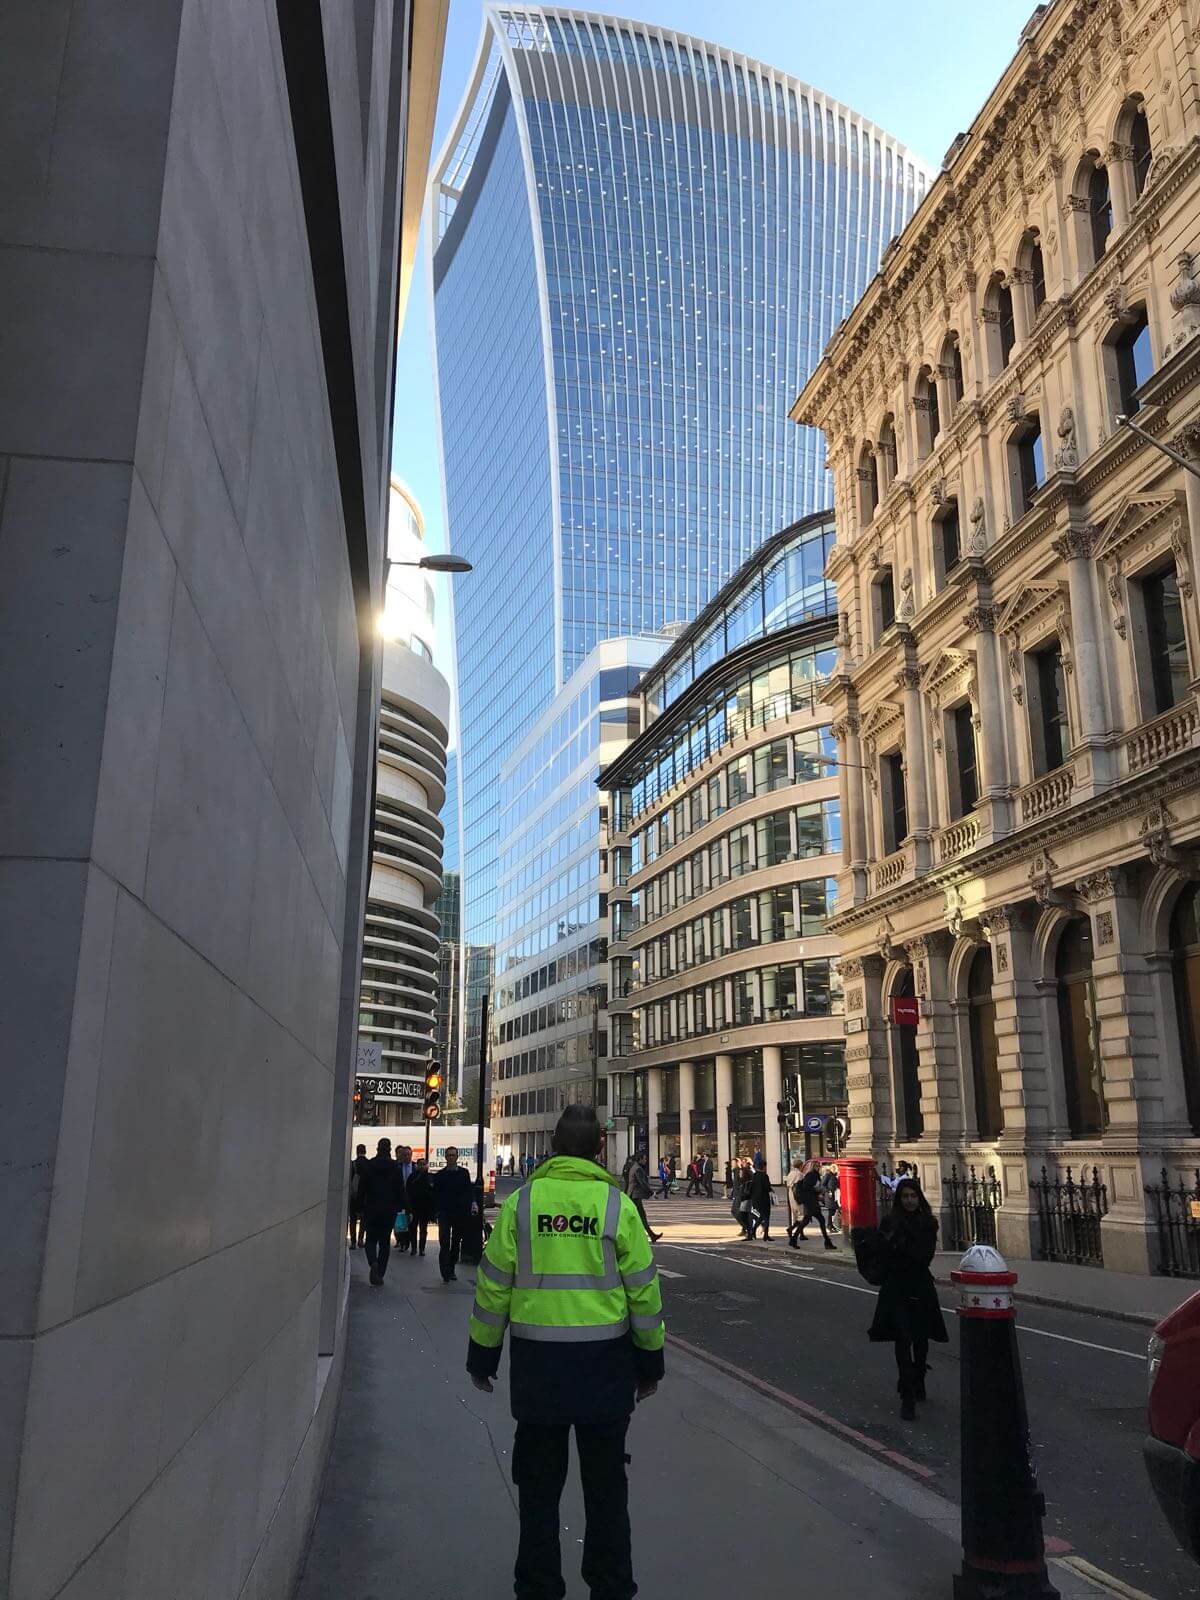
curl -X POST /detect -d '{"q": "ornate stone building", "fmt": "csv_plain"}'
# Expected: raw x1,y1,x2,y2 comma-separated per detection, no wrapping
791,0,1200,1273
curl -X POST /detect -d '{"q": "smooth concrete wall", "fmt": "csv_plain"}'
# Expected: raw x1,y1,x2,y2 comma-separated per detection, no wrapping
0,3,410,1596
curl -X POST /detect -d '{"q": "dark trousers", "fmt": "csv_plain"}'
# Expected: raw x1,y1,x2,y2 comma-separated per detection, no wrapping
438,1215,465,1279
747,1206,771,1240
790,1204,832,1244
631,1199,654,1239
347,1208,364,1247
513,1420,635,1600
363,1221,391,1279
407,1216,429,1254
895,1335,929,1398
704,1178,714,1198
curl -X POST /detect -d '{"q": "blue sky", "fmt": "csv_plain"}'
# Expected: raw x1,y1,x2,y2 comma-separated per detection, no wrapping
393,0,1038,682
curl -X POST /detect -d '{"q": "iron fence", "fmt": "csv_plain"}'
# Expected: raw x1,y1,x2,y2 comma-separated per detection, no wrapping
1145,1168,1200,1277
1031,1165,1107,1267
944,1164,1002,1251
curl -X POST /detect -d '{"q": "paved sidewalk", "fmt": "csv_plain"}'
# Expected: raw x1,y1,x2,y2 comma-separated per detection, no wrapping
640,1193,1194,1327
294,1248,1143,1600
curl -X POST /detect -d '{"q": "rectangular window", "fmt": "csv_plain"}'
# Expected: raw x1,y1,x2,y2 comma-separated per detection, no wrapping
762,963,797,1019
1141,564,1189,715
794,725,836,779
950,702,978,817
710,908,726,959
876,567,896,635
797,879,834,935
730,898,754,950
727,753,754,805
1011,418,1044,518
756,811,792,867
1028,643,1069,774
936,504,960,585
753,737,790,792
881,751,907,852
729,823,755,877
707,772,724,819
732,971,758,1026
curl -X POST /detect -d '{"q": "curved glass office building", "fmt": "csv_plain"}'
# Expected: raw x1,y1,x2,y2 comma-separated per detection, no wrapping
430,5,933,949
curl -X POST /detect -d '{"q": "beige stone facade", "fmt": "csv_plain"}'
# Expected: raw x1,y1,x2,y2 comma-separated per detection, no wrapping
791,0,1200,1273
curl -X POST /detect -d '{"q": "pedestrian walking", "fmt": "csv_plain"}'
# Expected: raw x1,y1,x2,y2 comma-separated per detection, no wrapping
625,1151,661,1243
867,1178,948,1421
730,1159,751,1237
788,1159,838,1250
360,1138,401,1286
723,1159,734,1199
745,1156,774,1241
467,1106,665,1600
657,1156,673,1199
703,1154,714,1199
432,1145,478,1283
405,1157,433,1256
393,1145,415,1246
685,1156,700,1197
347,1143,370,1249
821,1163,841,1231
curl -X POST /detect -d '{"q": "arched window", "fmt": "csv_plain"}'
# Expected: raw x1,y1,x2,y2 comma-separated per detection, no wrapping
1130,105,1152,198
891,967,923,1139
857,444,880,524
1109,305,1153,418
998,282,1016,367
1089,163,1113,261
1169,883,1200,1133
1030,240,1046,312
968,946,1002,1140
942,331,965,407
915,366,939,455
878,414,897,490
1056,918,1104,1138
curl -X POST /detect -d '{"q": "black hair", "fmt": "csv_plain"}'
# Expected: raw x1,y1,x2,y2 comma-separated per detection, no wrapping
892,1176,932,1216
552,1105,602,1158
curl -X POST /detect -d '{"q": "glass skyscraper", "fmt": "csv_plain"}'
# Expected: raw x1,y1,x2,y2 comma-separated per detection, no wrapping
430,6,933,949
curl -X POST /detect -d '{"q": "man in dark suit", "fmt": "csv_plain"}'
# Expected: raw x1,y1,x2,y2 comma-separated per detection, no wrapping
360,1138,403,1286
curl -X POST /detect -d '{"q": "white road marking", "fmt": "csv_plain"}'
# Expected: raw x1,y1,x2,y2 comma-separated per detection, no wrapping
658,1244,1143,1359
657,1267,686,1279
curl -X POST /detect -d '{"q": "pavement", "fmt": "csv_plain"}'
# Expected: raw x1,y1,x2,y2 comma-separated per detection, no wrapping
637,1189,1196,1327
294,1228,1184,1600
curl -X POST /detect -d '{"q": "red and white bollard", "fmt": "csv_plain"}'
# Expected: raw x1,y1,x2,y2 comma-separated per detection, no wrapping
952,1245,1059,1599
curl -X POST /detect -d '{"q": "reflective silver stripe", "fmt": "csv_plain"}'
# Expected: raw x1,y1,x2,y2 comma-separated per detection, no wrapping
630,1311,663,1330
510,1318,630,1343
471,1302,508,1328
513,1180,620,1290
621,1262,657,1288
478,1256,514,1287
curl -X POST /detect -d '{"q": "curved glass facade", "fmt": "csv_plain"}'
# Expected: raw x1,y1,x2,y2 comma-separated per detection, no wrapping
431,6,932,950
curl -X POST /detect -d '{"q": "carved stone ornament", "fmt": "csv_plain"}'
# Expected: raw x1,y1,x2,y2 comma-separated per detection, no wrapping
1051,526,1098,563
897,567,916,623
840,957,864,981
1006,394,1026,423
1028,848,1064,909
1008,645,1024,705
945,885,965,940
1076,866,1128,904
1139,802,1181,868
1176,421,1200,463
846,986,864,1013
1095,910,1114,947
1164,252,1200,361
876,918,897,960
894,663,920,691
931,478,947,508
1054,406,1078,472
966,496,988,556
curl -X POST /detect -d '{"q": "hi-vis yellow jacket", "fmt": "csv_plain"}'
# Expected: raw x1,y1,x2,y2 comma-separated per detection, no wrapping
469,1156,665,1352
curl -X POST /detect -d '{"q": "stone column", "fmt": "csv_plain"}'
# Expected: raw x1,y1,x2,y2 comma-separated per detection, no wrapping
1077,867,1174,1273
962,603,1012,830
907,932,962,1141
842,956,895,1152
715,1053,733,1170
983,904,1057,1262
761,1044,785,1177
1051,527,1116,794
1175,421,1200,591
677,1059,695,1164
896,666,930,839
645,1066,662,1167
833,712,868,900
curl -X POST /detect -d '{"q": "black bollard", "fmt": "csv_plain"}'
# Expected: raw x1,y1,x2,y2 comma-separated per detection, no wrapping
952,1245,1059,1600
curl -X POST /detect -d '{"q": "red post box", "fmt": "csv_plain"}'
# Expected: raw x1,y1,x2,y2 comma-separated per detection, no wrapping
837,1155,879,1230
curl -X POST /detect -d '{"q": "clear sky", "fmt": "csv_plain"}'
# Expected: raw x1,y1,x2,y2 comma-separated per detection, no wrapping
394,0,1040,689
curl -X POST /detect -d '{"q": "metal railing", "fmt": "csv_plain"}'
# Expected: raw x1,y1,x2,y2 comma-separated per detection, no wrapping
1145,1168,1200,1277
1031,1164,1107,1267
943,1163,1002,1251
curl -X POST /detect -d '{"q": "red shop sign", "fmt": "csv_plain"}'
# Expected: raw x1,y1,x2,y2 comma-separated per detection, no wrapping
889,995,920,1026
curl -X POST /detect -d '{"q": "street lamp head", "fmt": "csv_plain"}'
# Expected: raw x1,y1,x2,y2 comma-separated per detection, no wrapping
1115,413,1128,426
417,553,473,574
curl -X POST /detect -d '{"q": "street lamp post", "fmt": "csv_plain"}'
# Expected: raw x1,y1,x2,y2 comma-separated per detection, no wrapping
1115,413,1200,480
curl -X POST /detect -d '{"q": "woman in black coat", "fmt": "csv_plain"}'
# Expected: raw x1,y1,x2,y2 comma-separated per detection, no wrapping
745,1157,774,1241
867,1178,948,1420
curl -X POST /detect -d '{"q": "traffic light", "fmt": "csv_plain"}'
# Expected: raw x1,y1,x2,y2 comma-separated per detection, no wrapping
423,1066,443,1122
